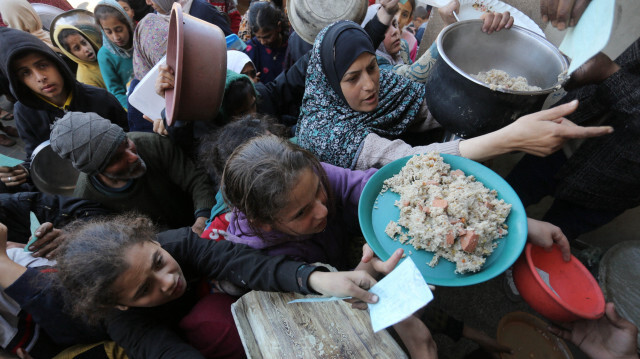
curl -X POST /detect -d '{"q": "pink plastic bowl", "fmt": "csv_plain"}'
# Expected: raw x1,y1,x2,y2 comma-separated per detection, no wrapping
513,243,605,322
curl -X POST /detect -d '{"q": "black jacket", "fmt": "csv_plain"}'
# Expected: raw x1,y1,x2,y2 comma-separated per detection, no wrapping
190,0,232,36
0,191,111,243
5,228,324,358
0,28,128,164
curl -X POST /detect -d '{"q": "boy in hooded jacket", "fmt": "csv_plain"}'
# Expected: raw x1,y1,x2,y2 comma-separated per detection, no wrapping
0,28,128,191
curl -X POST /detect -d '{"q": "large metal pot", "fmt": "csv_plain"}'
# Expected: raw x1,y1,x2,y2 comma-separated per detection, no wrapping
49,9,102,48
425,20,568,138
30,140,80,196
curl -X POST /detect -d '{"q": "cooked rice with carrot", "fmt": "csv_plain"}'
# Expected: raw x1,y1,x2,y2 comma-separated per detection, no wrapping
473,69,541,91
382,153,511,273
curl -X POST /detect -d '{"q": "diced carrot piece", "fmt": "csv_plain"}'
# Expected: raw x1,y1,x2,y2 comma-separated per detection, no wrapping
484,201,494,209
426,180,439,185
461,230,479,253
432,198,448,209
451,169,465,176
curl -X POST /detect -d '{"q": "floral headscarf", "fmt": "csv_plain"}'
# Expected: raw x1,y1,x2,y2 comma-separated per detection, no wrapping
295,21,425,169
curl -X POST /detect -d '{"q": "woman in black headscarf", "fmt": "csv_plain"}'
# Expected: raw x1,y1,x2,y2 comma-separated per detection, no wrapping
296,21,612,171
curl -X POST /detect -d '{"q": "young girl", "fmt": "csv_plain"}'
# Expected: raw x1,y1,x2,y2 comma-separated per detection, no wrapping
221,134,574,358
0,216,381,358
95,0,135,109
243,1,288,84
116,0,136,23
53,26,106,89
227,49,259,83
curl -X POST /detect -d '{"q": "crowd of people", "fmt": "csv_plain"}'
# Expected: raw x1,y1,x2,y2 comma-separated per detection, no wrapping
0,0,637,358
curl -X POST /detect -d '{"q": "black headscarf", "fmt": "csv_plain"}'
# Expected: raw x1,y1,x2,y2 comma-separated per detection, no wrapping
320,21,375,104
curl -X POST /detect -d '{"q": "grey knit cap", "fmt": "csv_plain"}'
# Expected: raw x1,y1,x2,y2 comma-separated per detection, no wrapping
50,111,127,176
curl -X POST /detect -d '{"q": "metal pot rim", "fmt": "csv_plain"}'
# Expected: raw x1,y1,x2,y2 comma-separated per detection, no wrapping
436,20,569,95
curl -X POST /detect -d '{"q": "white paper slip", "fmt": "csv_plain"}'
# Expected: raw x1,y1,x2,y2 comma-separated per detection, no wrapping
129,55,167,121
559,0,615,74
535,267,561,298
368,258,434,333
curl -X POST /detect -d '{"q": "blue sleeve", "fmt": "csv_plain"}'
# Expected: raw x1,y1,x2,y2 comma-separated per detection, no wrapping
98,48,128,109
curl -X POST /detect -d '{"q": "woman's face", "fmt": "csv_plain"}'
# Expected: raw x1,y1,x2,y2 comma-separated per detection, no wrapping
146,0,169,15
263,168,329,236
339,52,380,112
99,16,131,48
398,1,413,30
117,1,136,21
112,241,187,309
254,23,281,48
65,33,96,62
383,16,402,57
241,62,259,83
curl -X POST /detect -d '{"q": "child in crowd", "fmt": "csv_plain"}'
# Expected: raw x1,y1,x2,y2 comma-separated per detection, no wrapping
412,5,431,45
243,1,288,84
117,0,136,23
0,215,385,358
396,0,418,61
95,0,135,109
227,50,260,83
0,28,127,191
53,26,105,89
220,134,574,357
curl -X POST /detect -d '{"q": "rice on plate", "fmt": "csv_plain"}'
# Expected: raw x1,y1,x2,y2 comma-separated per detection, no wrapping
383,152,511,273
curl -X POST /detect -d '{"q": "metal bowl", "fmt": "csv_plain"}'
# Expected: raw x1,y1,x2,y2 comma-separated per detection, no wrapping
287,0,368,45
30,140,80,196
32,3,64,31
49,9,102,48
425,20,568,138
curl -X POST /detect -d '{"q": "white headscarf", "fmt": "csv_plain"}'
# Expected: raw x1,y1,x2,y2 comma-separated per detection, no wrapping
0,0,61,53
226,50,254,74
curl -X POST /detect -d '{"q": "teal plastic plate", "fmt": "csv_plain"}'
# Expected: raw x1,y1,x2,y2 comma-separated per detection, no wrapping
358,154,527,287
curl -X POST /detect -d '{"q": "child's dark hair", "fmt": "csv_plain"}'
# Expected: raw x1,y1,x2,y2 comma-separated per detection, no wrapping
249,2,288,41
199,114,287,182
221,135,333,235
57,28,92,53
223,76,256,120
413,6,429,20
55,213,157,324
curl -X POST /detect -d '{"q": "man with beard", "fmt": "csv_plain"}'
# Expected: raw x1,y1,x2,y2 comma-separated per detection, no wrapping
50,112,215,234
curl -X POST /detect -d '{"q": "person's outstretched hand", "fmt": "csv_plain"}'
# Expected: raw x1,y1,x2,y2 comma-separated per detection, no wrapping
541,0,590,29
526,218,571,261
439,0,460,26
565,52,621,90
27,222,67,259
548,302,639,359
499,100,614,156
360,243,404,276
308,270,379,308
377,0,400,25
